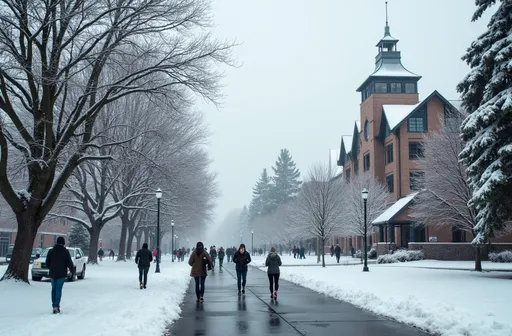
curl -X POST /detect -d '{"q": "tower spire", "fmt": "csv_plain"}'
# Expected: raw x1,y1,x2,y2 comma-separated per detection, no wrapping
385,1,388,26
384,1,390,36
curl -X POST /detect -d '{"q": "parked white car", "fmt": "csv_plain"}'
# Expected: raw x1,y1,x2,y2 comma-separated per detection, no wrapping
31,247,87,282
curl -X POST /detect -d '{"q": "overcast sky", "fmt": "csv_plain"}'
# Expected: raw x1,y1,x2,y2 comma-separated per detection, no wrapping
201,0,493,224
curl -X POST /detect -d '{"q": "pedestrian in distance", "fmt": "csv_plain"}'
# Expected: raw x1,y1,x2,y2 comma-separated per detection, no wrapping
46,236,74,314
135,243,153,289
265,247,282,300
232,243,252,296
209,245,217,269
98,248,104,261
189,242,212,303
218,246,225,268
334,244,342,263
330,245,334,257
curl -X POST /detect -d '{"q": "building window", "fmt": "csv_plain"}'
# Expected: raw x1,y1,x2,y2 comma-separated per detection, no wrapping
409,142,424,160
390,83,402,93
408,107,427,132
375,82,387,93
363,152,370,171
345,168,351,182
405,83,416,93
40,234,45,249
452,227,467,242
409,171,424,191
364,120,370,141
385,143,393,164
0,233,9,257
386,174,394,193
444,106,460,132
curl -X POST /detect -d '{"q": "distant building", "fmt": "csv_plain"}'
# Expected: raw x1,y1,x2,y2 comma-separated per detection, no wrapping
333,16,512,259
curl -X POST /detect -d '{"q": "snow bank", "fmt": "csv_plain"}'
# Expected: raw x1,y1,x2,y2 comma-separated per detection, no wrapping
0,257,191,336
270,264,512,336
251,254,362,267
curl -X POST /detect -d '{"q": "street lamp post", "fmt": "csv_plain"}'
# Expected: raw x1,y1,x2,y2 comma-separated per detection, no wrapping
251,230,254,255
240,234,242,244
155,188,163,273
362,188,369,272
171,220,175,262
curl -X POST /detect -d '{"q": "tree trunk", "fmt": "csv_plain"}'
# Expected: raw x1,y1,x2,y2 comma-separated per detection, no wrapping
117,214,128,262
135,232,142,251
474,246,482,272
321,239,326,267
87,224,102,264
316,237,320,263
0,212,39,282
126,230,135,259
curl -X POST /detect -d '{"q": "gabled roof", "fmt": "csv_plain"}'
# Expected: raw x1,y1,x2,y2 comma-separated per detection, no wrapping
329,148,343,177
380,90,460,133
338,135,353,166
372,192,419,225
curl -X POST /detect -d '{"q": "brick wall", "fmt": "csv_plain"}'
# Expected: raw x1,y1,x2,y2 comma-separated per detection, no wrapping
408,242,512,260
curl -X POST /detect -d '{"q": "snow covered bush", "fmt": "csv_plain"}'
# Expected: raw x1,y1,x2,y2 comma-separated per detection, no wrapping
377,250,424,264
488,251,512,263
368,247,377,259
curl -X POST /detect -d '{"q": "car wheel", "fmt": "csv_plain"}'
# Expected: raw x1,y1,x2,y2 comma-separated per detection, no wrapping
68,268,77,282
32,276,42,282
77,265,86,280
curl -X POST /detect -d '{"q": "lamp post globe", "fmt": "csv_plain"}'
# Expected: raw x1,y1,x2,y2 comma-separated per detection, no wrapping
155,188,162,273
361,188,369,272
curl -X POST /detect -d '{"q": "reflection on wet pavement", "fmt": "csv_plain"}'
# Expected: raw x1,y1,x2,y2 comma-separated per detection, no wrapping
164,265,432,336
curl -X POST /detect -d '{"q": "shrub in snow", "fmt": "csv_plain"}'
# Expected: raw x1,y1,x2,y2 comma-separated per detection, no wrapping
377,249,424,264
488,250,512,263
354,250,362,259
368,247,377,259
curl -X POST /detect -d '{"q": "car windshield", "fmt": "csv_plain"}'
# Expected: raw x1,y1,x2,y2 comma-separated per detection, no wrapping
40,248,51,257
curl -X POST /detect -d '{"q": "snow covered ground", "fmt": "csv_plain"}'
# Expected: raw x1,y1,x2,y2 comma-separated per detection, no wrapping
251,254,363,266
259,263,512,336
385,259,512,271
0,256,191,336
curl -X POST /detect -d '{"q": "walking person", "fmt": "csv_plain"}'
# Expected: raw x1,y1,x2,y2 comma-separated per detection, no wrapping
209,246,217,269
265,247,282,300
135,243,153,289
98,248,104,261
232,243,251,296
46,236,74,314
218,246,225,268
334,244,342,263
189,242,212,303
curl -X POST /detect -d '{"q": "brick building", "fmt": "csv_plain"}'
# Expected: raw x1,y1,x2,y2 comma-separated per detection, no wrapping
333,19,512,258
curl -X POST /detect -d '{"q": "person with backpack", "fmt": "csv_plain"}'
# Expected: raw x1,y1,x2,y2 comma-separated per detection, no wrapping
189,242,212,303
265,247,282,300
334,244,342,263
209,246,217,269
135,243,153,289
218,246,225,268
232,243,251,296
46,236,74,314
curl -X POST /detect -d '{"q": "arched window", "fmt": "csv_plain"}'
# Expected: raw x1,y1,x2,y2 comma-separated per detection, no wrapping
364,120,370,141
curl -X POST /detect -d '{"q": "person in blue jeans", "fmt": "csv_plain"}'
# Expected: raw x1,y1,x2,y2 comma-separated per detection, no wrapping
46,236,74,314
232,243,251,296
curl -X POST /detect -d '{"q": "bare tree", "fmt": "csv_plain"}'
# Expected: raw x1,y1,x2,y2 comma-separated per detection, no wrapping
292,163,345,267
0,0,232,281
341,173,392,252
410,111,484,271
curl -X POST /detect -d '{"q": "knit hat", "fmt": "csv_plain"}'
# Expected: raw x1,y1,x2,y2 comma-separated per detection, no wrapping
142,243,148,249
56,237,65,245
239,243,246,249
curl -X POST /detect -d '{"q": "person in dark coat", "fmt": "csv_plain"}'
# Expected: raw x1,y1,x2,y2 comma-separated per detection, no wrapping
189,242,212,302
46,236,74,314
334,244,342,263
226,247,232,262
218,247,225,268
135,243,153,289
265,247,282,299
330,245,334,257
232,243,252,296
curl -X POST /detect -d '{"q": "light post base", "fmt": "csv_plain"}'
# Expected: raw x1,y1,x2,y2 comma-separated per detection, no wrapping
362,266,369,272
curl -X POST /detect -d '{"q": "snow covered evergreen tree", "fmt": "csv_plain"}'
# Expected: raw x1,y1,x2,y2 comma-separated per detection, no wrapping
68,224,90,254
239,205,250,234
457,0,512,244
249,169,274,221
271,149,302,207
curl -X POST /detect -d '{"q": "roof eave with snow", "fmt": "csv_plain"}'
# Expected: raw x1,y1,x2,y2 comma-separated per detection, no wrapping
372,192,419,225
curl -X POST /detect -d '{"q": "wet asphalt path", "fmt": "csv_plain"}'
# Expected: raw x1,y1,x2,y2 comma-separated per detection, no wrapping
164,265,430,336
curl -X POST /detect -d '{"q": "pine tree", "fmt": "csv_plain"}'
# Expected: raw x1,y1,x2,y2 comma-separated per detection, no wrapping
68,224,90,254
239,205,250,233
271,149,302,206
249,168,274,221
457,0,512,244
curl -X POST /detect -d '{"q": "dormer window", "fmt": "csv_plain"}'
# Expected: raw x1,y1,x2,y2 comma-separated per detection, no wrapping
375,83,387,93
408,107,427,132
390,83,402,93
405,83,416,93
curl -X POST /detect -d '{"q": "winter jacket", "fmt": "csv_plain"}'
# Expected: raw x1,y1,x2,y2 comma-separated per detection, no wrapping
265,252,282,275
135,248,153,268
189,247,212,277
218,249,225,259
232,250,251,272
210,249,217,259
334,246,341,256
46,244,74,279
